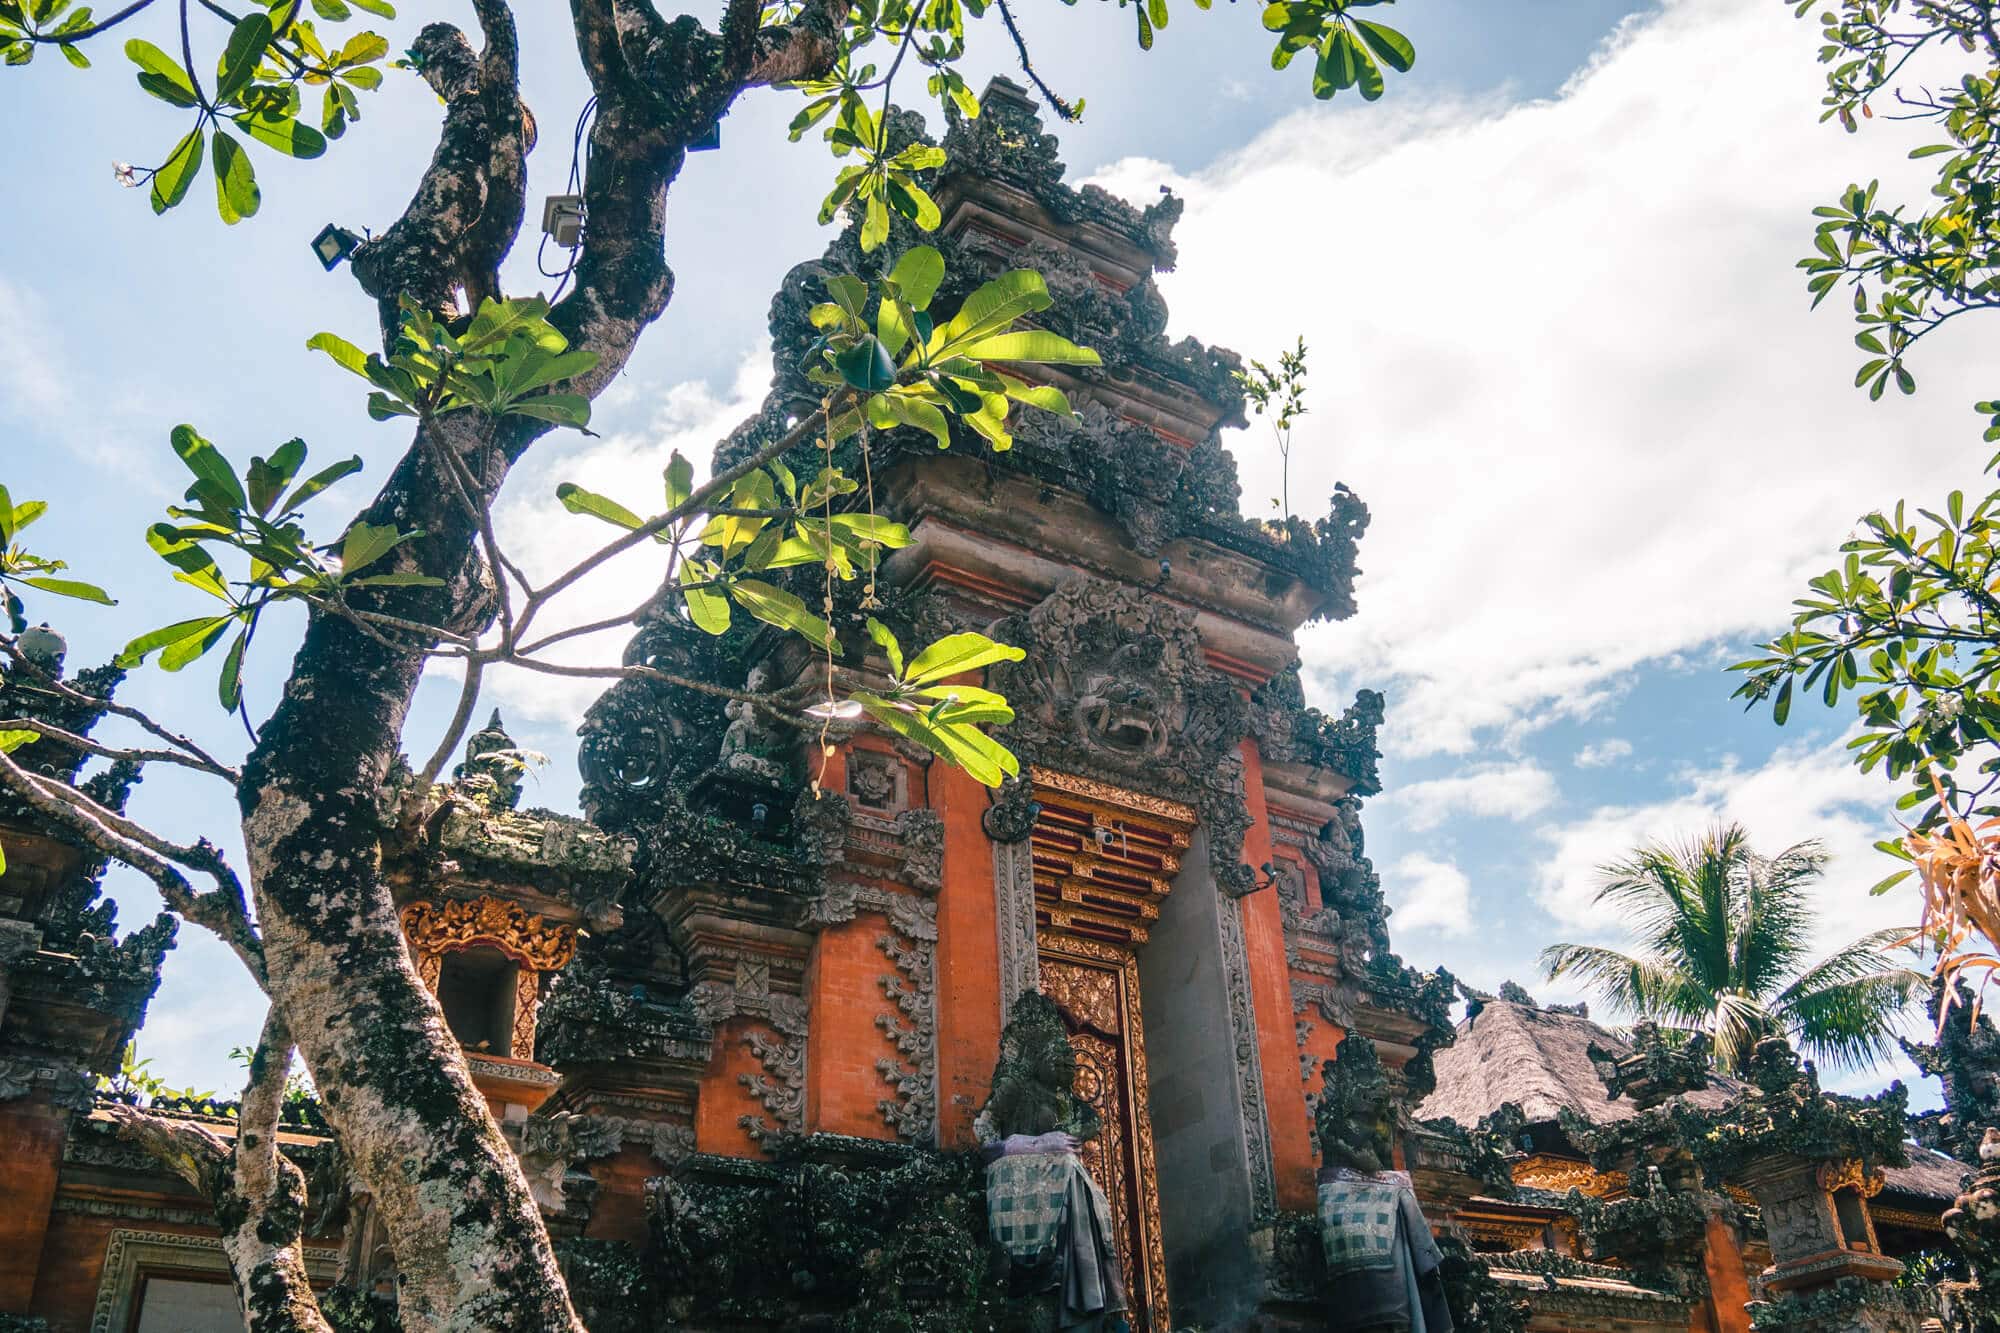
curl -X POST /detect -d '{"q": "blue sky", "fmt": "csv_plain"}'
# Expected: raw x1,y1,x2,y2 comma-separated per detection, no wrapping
0,0,1970,1104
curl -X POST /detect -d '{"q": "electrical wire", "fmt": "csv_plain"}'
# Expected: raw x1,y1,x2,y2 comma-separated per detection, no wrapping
537,94,598,301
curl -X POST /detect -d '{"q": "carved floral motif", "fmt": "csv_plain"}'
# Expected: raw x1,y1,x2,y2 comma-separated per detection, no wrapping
399,896,578,972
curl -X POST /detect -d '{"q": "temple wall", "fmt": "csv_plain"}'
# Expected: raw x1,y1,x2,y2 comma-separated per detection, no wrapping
694,1016,779,1156
931,759,1003,1148
804,907,900,1141
1137,826,1263,1329
1700,1212,1754,1333
0,1095,67,1312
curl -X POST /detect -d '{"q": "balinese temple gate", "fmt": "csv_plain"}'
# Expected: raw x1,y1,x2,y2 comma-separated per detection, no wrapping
564,77,1435,1330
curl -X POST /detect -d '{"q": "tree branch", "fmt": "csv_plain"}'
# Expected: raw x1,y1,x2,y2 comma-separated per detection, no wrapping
0,714,238,782
102,1007,332,1333
0,636,238,777
0,746,265,982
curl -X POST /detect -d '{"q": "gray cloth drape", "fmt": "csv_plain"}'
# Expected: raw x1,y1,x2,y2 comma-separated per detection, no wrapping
1317,1168,1454,1333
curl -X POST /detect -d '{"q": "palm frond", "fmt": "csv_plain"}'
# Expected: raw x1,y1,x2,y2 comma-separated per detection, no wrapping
1708,990,1783,1075
1538,943,1711,1027
1778,972,1927,1071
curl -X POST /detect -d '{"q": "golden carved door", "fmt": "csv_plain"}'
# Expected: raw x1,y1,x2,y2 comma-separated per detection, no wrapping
1038,942,1168,1333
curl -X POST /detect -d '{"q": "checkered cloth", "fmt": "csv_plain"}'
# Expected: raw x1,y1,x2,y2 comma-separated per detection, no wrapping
986,1151,1078,1260
1317,1173,1405,1274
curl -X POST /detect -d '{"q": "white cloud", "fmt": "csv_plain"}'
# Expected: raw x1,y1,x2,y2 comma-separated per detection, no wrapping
483,349,772,724
0,278,68,421
1389,852,1474,937
1574,738,1633,768
1086,0,1990,758
1532,734,1910,952
1387,760,1558,831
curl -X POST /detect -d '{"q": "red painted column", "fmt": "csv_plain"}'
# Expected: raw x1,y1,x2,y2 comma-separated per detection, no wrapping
930,759,1004,1147
0,1096,75,1314
1236,740,1318,1210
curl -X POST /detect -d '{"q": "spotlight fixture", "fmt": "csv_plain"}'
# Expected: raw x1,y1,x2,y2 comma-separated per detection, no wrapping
541,194,584,248
311,223,363,271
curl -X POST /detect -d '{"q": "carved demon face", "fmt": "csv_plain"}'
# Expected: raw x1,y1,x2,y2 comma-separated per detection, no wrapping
1071,635,1180,759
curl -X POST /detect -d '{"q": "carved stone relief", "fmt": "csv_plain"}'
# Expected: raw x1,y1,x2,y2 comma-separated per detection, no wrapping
993,838,1040,1013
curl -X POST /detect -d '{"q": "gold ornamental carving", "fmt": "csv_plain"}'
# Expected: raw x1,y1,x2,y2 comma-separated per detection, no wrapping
1512,1155,1625,1199
1039,933,1169,1333
1816,1159,1886,1198
1041,960,1122,1034
1029,767,1196,824
1457,1214,1551,1251
399,896,577,972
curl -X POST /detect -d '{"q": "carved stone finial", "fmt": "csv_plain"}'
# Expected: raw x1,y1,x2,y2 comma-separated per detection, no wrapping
456,708,523,810
1589,1021,1712,1112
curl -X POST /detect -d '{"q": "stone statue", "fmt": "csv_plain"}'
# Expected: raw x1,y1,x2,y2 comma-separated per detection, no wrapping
1316,1033,1399,1175
974,990,1099,1143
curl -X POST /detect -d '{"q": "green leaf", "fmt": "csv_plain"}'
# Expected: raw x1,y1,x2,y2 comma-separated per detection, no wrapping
867,617,904,677
338,521,403,575
126,38,195,104
232,109,327,159
729,578,833,649
889,245,945,313
306,331,369,377
118,615,230,668
507,393,593,430
834,336,899,391
828,512,913,548
214,12,272,104
929,270,1052,358
150,128,204,215
210,129,260,224
245,438,306,516
170,425,246,510
680,564,730,634
1352,19,1413,73
1868,867,1913,896
18,576,114,604
953,329,1102,366
664,452,694,512
278,455,361,513
161,616,231,671
555,483,644,530
902,631,1025,685
346,0,396,15
217,628,247,708
0,728,40,754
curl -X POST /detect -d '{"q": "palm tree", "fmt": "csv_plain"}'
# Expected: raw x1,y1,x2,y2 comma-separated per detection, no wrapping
1539,823,1926,1074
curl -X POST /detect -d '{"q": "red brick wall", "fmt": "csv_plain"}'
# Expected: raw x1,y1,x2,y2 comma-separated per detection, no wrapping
1237,742,1318,1210
931,759,1003,1147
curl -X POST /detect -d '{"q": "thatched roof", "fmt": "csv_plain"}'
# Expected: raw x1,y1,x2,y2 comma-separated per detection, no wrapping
1415,999,1969,1204
1417,1000,1739,1126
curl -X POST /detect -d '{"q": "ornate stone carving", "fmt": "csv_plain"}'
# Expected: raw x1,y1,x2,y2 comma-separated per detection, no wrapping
1588,1021,1713,1112
846,749,907,814
992,838,1039,1013
399,896,578,972
0,1057,93,1109
1217,886,1278,1213
982,774,1040,844
90,1229,340,1333
454,708,525,810
739,1027,806,1141
987,578,1258,895
975,990,1100,1142
876,929,936,1143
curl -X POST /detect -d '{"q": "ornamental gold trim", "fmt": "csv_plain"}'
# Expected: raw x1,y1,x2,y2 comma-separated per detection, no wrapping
1512,1155,1625,1199
1029,766,1197,825
1040,930,1170,1333
400,895,577,972
1816,1158,1887,1198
